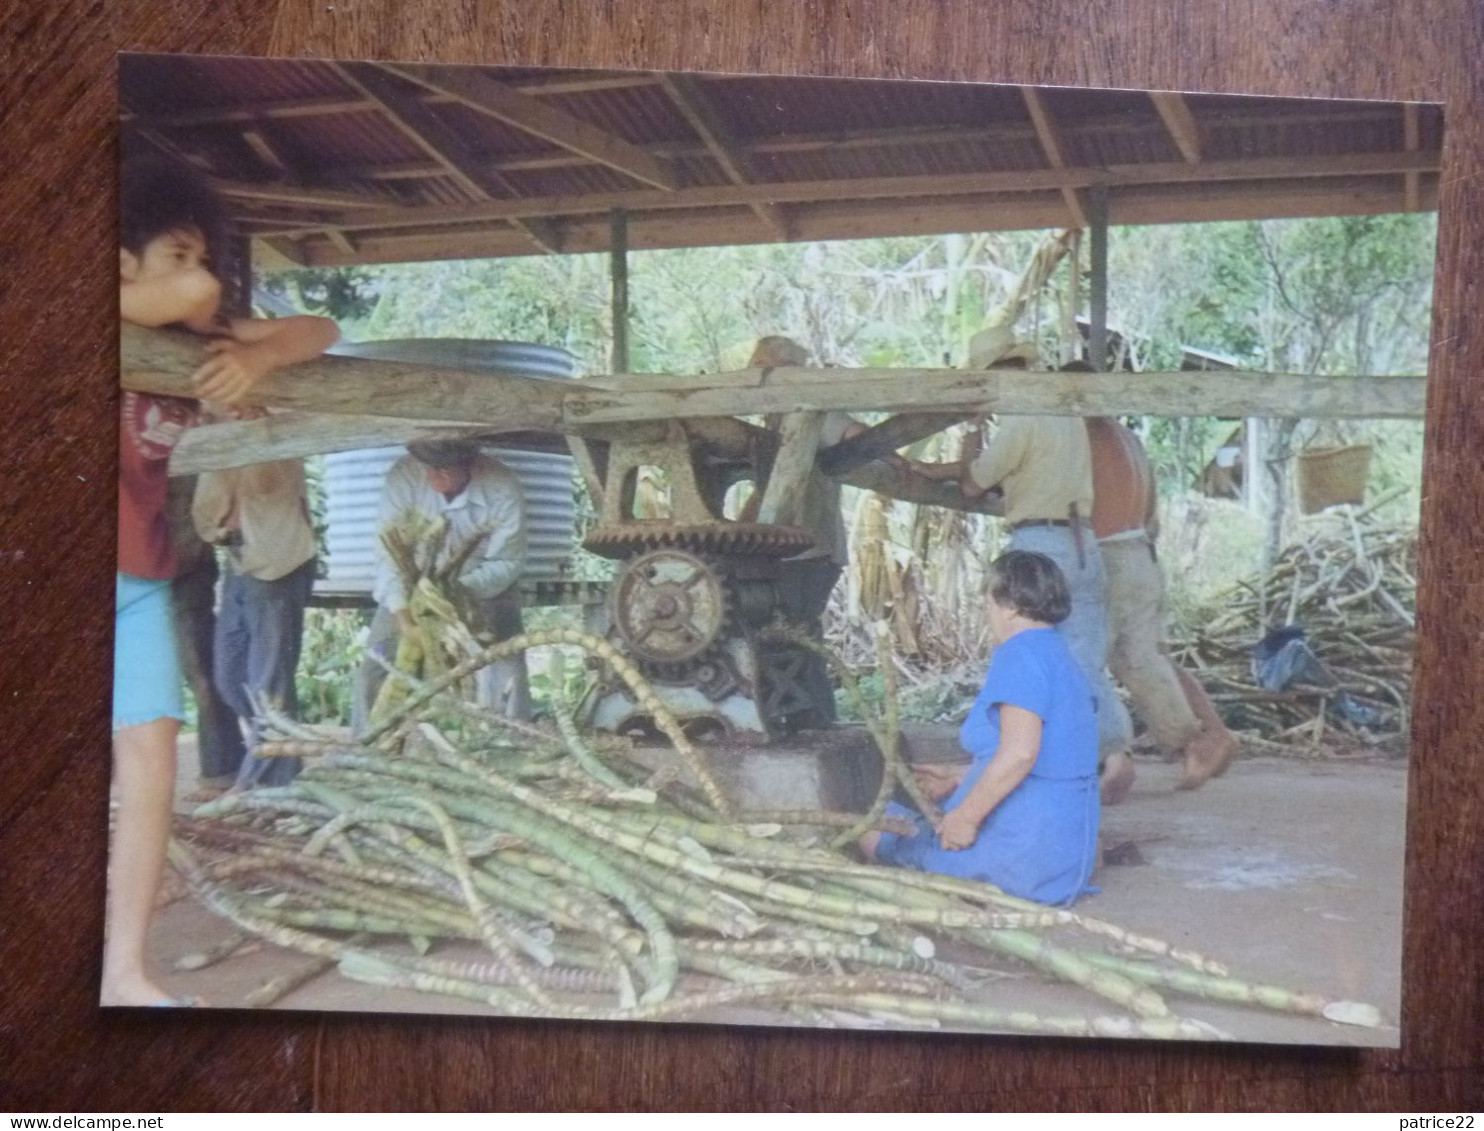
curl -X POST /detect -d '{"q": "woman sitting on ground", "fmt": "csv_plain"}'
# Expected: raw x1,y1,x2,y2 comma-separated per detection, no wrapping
862,550,1101,906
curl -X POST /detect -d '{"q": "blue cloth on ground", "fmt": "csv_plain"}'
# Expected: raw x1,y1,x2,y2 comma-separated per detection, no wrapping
875,626,1101,906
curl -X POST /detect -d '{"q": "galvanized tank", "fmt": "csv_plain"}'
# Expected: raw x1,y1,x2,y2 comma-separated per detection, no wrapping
318,339,578,599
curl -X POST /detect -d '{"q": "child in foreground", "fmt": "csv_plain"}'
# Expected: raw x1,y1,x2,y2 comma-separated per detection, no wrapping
109,154,338,1006
862,550,1101,906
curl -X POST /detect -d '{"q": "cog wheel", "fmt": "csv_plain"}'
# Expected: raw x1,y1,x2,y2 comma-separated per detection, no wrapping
584,522,816,561
611,547,729,665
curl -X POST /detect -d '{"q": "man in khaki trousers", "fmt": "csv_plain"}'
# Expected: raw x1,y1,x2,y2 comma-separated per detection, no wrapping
1082,377,1239,800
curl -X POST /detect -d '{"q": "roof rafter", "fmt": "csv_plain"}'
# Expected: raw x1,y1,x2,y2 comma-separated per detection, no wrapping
235,118,366,257
385,62,677,191
331,61,561,253
1150,92,1203,164
1020,87,1089,228
656,72,788,238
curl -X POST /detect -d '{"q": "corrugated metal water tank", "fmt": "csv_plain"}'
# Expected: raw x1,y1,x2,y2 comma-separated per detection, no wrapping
317,339,578,598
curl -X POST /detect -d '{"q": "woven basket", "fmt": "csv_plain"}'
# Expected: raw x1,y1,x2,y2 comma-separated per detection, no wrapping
1297,444,1373,514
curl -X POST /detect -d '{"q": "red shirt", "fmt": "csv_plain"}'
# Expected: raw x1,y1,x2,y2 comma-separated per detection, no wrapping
118,391,197,578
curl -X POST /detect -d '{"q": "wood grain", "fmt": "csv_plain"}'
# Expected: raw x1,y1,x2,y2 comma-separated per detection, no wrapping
2,0,1481,1111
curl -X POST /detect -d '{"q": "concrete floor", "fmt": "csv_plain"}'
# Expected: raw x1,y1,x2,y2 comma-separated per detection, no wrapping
143,737,1406,1047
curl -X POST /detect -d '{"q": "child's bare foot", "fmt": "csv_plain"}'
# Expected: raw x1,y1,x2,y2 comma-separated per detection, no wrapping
1100,751,1136,806
101,970,178,1007
1178,730,1239,791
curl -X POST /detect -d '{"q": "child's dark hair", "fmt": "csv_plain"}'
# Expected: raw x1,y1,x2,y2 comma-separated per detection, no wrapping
989,550,1071,625
120,151,230,275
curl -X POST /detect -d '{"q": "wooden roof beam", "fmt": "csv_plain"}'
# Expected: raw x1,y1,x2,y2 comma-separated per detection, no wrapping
1150,92,1203,164
211,179,389,210
386,63,677,191
289,176,1433,266
332,61,560,254
253,237,307,268
1020,87,1089,229
656,72,788,238
235,121,365,260
249,149,1439,239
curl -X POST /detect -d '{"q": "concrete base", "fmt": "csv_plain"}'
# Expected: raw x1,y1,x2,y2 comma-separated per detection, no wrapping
626,724,889,813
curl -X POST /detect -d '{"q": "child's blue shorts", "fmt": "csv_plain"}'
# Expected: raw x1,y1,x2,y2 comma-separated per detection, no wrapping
114,572,185,730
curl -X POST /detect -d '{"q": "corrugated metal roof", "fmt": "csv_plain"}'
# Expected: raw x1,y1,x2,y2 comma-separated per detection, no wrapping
271,110,428,168
707,74,1023,139
545,85,696,146
118,56,1443,264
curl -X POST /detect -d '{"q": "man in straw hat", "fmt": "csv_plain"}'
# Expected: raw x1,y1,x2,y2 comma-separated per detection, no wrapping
747,336,866,726
353,439,531,732
908,330,1135,801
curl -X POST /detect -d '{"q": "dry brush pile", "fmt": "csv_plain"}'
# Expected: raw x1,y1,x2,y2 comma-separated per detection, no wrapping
1171,505,1416,751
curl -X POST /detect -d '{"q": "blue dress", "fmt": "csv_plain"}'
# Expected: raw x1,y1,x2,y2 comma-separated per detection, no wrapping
875,626,1101,906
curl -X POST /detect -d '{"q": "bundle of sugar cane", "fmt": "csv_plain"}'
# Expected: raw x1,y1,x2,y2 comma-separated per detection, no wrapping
175,605,1383,1036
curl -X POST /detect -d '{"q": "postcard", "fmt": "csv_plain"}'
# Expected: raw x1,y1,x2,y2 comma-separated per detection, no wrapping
112,53,1435,1045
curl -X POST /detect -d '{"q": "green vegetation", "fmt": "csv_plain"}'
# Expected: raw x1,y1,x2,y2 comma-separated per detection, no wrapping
271,214,1433,722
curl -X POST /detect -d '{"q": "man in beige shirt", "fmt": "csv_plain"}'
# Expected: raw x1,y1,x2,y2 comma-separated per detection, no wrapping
193,446,318,788
910,336,1134,788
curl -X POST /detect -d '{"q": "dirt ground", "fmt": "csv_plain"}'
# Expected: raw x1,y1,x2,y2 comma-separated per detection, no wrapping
145,736,1406,1046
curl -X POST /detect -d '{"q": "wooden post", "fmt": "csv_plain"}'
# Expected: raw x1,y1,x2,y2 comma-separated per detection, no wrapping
1088,187,1109,371
757,411,824,526
610,208,629,374
1244,416,1266,517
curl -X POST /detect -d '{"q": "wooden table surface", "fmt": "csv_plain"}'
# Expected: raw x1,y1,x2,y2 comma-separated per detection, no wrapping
2,0,1480,1111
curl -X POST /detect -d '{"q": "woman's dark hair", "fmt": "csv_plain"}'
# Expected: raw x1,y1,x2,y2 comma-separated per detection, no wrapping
120,151,232,281
989,550,1071,625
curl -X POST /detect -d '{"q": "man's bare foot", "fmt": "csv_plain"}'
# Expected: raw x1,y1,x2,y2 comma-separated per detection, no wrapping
1100,751,1136,806
1178,729,1240,791
183,775,234,805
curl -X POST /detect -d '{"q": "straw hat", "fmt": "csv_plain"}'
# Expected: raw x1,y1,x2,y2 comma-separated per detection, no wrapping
748,335,811,368
407,439,481,469
966,325,1038,370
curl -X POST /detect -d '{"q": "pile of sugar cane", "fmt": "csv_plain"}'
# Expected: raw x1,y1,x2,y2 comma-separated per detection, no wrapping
1171,507,1416,751
172,616,1383,1036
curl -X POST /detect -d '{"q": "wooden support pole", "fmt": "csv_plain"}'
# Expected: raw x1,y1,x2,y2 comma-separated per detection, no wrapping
567,365,1426,422
565,436,608,503
124,324,568,430
1088,187,1109,371
610,208,630,375
757,411,824,526
817,411,973,474
170,413,488,475
843,461,1004,515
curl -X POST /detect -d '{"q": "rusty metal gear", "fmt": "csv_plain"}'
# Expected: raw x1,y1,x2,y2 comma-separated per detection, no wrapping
583,522,816,561
610,547,730,665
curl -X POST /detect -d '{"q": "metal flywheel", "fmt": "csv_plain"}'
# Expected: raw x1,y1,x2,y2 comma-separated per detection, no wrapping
610,547,729,665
